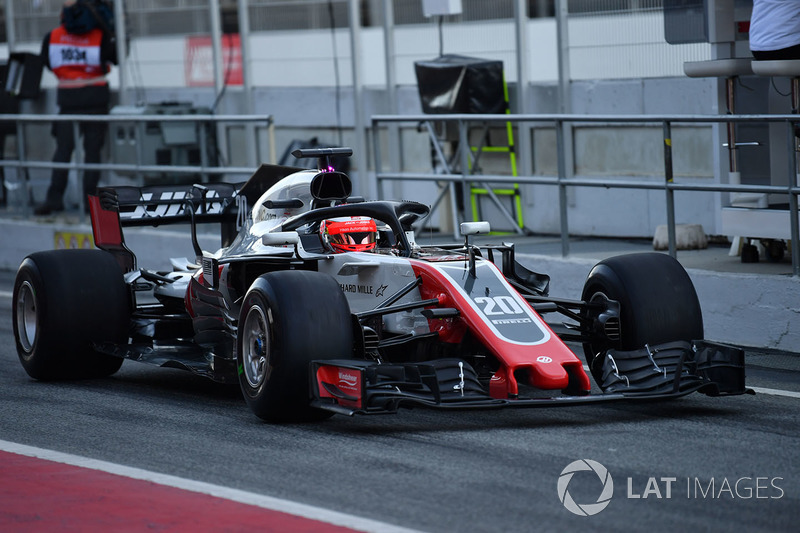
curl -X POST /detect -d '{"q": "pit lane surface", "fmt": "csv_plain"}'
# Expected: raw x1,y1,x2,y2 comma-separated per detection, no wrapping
0,271,797,531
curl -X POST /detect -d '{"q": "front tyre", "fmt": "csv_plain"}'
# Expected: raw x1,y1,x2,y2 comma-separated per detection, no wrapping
581,253,703,383
237,270,353,422
13,250,130,380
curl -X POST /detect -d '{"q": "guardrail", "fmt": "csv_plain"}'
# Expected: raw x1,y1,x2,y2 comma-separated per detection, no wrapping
371,113,800,277
0,112,275,212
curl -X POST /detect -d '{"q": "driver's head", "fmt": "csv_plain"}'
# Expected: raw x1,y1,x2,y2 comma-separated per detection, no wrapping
320,216,377,253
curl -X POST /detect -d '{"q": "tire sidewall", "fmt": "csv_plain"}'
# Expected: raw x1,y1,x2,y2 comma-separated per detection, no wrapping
581,253,704,377
13,258,58,378
12,250,129,380
237,270,352,422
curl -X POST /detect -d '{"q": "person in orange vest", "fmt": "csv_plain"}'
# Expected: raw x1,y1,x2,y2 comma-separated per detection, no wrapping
35,0,117,215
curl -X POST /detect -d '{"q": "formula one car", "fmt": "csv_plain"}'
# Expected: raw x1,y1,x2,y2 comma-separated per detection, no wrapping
12,148,750,422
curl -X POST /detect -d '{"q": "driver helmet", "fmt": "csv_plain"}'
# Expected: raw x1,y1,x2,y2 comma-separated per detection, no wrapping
320,216,377,253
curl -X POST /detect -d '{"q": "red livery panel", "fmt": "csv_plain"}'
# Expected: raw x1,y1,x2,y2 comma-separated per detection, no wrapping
410,258,592,398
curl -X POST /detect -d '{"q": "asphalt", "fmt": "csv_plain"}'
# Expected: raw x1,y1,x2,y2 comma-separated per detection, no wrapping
1,206,797,356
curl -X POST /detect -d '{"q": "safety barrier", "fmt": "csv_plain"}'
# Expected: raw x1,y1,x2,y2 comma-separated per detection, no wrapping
371,113,800,277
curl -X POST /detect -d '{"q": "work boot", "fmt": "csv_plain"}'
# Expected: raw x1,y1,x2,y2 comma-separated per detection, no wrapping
33,203,64,216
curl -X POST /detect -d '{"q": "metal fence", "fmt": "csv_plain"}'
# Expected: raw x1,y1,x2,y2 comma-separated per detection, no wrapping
0,111,274,212
371,112,800,277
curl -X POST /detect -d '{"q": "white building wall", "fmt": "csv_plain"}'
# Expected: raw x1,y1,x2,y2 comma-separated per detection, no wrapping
569,12,710,80
9,14,710,91
2,13,755,240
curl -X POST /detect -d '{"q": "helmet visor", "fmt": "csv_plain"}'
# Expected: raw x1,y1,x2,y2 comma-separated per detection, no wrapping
329,231,375,247
322,217,378,252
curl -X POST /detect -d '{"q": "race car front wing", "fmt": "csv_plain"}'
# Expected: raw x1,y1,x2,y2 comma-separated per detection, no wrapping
310,340,752,416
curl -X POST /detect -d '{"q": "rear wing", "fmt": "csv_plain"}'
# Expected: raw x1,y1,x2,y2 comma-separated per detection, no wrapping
91,183,244,272
97,183,243,227
90,165,310,271
96,161,308,228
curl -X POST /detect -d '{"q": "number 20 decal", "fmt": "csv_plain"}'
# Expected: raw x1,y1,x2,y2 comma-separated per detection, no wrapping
473,296,524,316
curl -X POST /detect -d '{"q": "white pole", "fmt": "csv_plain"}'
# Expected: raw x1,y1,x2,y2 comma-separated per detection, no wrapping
556,0,570,115
382,0,401,199
382,0,397,115
513,0,532,178
237,0,257,166
348,0,369,197
555,0,573,182
209,0,228,164
113,0,128,105
209,0,224,99
4,0,15,50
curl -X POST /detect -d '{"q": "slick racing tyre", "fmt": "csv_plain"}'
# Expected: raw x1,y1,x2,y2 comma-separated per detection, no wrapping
13,250,130,380
237,270,353,422
580,253,703,384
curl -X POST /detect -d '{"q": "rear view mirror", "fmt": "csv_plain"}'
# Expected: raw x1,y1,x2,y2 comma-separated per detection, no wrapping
262,231,300,246
460,221,491,236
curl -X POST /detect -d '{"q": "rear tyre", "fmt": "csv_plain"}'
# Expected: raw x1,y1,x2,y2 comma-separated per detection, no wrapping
581,253,703,384
13,250,130,380
237,270,352,422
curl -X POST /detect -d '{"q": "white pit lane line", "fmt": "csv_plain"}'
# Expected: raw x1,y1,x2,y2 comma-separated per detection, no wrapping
748,386,800,399
0,440,422,533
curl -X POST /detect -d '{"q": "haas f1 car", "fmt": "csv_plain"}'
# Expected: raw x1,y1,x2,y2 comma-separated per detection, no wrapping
13,148,750,422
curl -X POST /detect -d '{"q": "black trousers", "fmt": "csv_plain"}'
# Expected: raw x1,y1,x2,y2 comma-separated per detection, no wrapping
44,115,107,208
752,44,800,61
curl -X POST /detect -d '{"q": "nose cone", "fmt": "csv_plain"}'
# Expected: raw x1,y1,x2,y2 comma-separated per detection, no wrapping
527,359,571,390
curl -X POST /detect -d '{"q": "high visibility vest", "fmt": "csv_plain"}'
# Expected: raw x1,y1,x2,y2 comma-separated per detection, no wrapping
48,26,108,88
